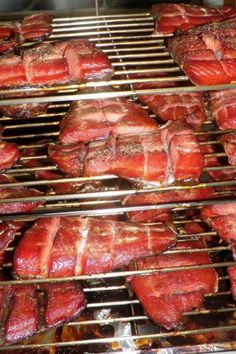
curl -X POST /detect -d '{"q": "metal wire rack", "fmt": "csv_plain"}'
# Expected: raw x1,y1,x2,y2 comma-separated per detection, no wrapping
0,10,236,353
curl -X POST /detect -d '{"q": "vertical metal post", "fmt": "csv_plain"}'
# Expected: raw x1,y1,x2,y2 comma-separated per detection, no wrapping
95,0,99,16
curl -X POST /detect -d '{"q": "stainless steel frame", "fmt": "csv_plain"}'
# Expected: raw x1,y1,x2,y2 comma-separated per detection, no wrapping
0,11,236,353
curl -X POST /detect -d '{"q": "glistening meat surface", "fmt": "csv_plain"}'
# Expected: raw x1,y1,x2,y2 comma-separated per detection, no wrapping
0,175,43,214
123,188,214,223
138,91,207,130
0,39,113,88
0,280,86,344
129,239,218,329
0,126,20,171
168,18,236,85
13,216,176,278
151,3,236,34
220,134,236,165
209,89,236,130
49,120,204,185
201,202,236,259
201,203,236,299
59,98,158,144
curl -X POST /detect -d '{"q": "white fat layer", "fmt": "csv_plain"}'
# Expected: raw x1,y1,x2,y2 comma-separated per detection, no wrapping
75,218,89,275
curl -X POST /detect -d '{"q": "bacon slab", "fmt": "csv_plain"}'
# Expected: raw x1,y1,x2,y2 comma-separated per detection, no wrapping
0,13,52,54
0,39,113,88
0,102,49,119
129,239,218,329
131,71,207,129
200,141,236,181
22,145,118,195
49,120,204,185
0,175,43,214
220,134,236,165
20,13,53,42
201,202,236,258
0,142,19,172
59,98,158,144
138,91,207,130
168,18,236,85
0,127,20,171
209,89,236,130
0,281,85,344
228,265,236,299
13,217,176,279
55,39,113,82
124,188,214,223
151,3,236,34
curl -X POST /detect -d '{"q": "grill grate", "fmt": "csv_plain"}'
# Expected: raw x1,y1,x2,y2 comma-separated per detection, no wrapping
0,10,236,353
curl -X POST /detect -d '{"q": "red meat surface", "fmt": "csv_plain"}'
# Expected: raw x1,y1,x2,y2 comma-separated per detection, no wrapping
0,39,113,88
13,216,176,278
201,202,236,259
200,142,236,181
124,188,214,223
59,98,158,144
151,3,236,34
0,222,17,264
0,102,49,119
0,139,19,171
0,174,43,214
5,285,39,343
0,280,85,344
42,282,86,328
22,145,86,194
209,88,236,130
220,134,236,165
23,43,70,85
0,55,27,87
138,91,207,130
49,120,204,185
56,39,114,82
228,265,236,299
168,17,236,85
20,13,53,41
129,239,218,329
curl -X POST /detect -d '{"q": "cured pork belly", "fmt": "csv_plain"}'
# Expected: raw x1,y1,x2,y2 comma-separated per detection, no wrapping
220,134,236,165
151,3,236,34
129,239,218,329
138,91,207,130
0,39,113,88
228,265,236,299
0,102,49,119
0,175,43,214
0,127,19,171
131,72,207,129
201,203,236,298
0,222,18,264
49,120,204,185
0,280,85,344
0,13,52,54
22,145,118,195
55,39,113,82
23,43,70,85
0,55,27,87
209,89,236,130
20,13,53,41
201,202,236,258
200,142,236,181
168,18,236,85
13,217,176,279
59,98,158,144
124,188,214,223
22,145,87,194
